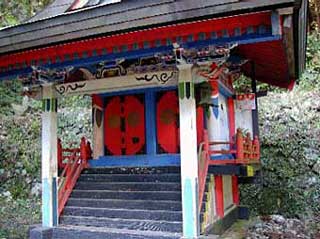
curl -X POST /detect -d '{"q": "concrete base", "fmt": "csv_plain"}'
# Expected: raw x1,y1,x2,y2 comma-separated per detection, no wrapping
208,206,239,235
29,225,53,239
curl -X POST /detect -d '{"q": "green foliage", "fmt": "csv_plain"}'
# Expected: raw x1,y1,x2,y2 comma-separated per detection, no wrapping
241,89,320,218
0,81,23,115
299,34,320,91
0,0,52,28
58,96,92,147
0,81,92,238
233,74,281,94
239,33,320,219
0,197,41,239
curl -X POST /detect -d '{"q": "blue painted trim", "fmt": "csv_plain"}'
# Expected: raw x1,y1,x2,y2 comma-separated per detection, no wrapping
0,34,281,81
184,34,280,50
145,91,157,155
42,178,51,227
211,97,219,119
219,83,234,98
52,177,58,226
210,154,235,160
90,154,180,167
98,85,177,98
183,178,197,237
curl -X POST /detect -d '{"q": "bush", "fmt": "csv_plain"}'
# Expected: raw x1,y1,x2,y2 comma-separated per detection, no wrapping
241,81,320,219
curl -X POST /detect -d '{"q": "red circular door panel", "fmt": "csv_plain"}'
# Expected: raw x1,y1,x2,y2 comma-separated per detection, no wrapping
104,96,122,155
104,95,145,155
157,91,180,154
125,95,145,155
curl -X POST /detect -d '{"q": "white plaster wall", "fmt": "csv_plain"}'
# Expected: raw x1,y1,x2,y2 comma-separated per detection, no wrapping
207,93,230,151
235,105,253,136
219,94,230,150
223,175,233,211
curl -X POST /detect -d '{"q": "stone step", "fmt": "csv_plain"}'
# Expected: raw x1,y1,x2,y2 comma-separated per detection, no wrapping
60,216,182,233
53,225,181,239
67,198,182,211
82,167,181,175
70,190,182,201
78,174,181,183
63,206,183,221
74,182,181,191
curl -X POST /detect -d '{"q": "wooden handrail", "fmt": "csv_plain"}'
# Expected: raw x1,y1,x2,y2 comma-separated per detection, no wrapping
198,130,210,211
57,137,92,216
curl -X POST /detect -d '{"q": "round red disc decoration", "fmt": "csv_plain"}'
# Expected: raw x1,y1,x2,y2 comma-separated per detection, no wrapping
104,95,145,155
157,91,180,154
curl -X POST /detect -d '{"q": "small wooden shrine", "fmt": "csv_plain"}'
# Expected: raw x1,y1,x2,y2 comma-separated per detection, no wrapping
0,0,307,238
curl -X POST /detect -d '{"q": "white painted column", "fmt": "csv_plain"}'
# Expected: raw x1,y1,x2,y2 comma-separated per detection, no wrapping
41,85,58,227
92,95,104,159
178,64,200,238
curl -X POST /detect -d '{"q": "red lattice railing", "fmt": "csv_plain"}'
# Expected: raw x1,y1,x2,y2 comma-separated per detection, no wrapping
208,129,260,165
57,137,92,216
198,128,260,207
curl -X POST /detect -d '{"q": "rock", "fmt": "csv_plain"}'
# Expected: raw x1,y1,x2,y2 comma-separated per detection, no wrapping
271,215,286,224
31,182,42,197
246,215,312,239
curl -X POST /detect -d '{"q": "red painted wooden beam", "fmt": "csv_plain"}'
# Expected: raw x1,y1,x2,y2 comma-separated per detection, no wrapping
215,175,224,218
232,175,240,206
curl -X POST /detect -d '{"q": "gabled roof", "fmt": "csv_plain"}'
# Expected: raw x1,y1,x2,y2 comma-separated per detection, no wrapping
28,0,75,22
28,0,121,22
0,0,299,55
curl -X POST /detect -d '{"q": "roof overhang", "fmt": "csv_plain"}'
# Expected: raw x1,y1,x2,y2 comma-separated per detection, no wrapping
0,0,307,89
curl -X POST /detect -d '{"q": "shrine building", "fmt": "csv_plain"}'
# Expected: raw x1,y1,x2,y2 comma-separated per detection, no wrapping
0,0,307,238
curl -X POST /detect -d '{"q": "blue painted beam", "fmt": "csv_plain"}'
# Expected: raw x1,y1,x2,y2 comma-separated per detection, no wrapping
98,86,177,98
210,154,235,160
89,154,181,167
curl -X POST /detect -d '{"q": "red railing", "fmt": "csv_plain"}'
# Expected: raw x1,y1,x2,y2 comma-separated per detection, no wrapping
198,130,210,211
57,137,92,216
208,129,260,165
198,128,260,206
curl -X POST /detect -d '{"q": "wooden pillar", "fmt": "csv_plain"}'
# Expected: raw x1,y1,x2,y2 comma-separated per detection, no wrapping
145,91,157,155
215,175,224,218
41,85,58,227
178,64,200,238
232,175,240,206
92,95,104,159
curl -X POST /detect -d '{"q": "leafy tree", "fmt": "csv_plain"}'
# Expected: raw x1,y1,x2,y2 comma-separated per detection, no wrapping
0,0,51,28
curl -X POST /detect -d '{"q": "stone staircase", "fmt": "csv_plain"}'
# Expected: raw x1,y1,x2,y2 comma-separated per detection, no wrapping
53,167,183,239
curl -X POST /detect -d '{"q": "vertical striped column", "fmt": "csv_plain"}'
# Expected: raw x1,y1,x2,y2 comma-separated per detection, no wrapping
207,81,220,151
41,85,58,227
178,64,200,238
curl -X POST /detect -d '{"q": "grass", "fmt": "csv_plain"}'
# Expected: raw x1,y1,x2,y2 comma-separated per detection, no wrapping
0,197,41,239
